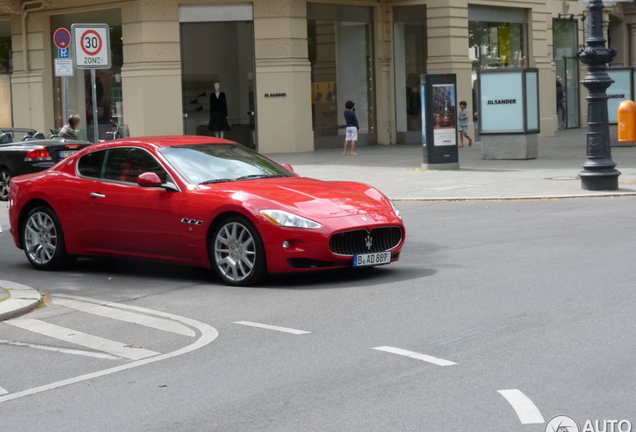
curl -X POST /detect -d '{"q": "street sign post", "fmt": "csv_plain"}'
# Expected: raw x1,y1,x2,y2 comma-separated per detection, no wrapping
71,24,111,69
71,24,111,143
53,28,73,128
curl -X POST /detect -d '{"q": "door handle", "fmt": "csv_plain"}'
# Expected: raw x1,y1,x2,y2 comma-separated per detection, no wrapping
90,192,106,199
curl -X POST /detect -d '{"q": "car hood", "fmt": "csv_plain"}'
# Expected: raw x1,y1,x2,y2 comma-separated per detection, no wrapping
200,177,392,219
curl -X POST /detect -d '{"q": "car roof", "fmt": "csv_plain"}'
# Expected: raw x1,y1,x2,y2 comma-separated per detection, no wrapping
108,135,236,149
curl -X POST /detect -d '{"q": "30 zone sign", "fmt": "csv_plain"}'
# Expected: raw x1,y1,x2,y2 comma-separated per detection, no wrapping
72,24,111,69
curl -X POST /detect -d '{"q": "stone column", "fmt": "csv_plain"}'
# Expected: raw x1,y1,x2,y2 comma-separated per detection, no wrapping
629,24,636,65
425,1,473,130
253,0,312,153
121,0,183,137
374,3,394,145
10,12,54,132
529,6,556,136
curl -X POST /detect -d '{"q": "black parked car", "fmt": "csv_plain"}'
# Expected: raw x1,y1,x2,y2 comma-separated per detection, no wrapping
0,128,91,200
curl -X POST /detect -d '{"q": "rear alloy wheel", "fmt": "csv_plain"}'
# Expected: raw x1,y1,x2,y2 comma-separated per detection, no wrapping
22,206,71,270
211,216,266,286
0,168,10,201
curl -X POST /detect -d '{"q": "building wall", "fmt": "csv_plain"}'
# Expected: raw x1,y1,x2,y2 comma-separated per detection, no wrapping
1,0,635,152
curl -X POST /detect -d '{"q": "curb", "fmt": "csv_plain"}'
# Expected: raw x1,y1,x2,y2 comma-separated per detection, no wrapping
391,192,636,202
0,280,42,321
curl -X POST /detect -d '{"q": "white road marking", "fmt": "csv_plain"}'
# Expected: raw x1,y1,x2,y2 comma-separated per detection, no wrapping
6,319,159,360
372,346,457,366
233,321,310,335
0,294,218,404
0,385,7,396
0,338,118,360
498,389,545,424
54,298,195,337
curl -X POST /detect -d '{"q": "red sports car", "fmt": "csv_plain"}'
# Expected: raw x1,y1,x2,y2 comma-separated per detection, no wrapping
8,136,405,286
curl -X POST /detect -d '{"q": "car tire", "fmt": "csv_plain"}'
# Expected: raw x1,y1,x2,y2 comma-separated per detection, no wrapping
22,206,71,271
0,168,11,201
210,215,266,286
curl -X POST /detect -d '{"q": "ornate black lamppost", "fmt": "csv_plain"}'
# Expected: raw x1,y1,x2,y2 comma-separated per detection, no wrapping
578,0,621,190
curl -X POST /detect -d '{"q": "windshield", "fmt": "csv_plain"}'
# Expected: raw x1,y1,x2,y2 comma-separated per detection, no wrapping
159,143,294,185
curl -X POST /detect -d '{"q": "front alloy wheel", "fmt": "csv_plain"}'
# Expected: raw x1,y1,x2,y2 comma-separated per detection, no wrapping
0,169,10,201
211,216,266,286
23,206,71,270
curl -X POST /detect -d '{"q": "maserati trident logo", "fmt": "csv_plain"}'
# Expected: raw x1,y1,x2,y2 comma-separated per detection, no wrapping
365,234,373,251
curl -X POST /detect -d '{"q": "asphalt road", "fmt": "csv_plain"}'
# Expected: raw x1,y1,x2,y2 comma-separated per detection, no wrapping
0,199,635,432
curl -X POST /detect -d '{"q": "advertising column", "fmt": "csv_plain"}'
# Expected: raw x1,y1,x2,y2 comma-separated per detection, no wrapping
420,74,459,169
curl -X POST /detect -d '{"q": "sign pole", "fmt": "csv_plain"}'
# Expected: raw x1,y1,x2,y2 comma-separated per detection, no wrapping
62,76,69,124
91,69,99,143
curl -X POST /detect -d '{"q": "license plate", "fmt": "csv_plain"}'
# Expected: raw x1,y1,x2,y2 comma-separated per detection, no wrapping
58,150,75,158
353,251,392,267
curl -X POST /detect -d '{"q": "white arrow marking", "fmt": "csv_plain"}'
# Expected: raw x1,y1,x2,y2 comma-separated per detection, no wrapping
372,346,457,366
233,321,310,335
498,389,545,424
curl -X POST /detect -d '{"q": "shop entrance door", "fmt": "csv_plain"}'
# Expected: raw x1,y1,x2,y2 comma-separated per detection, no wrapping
180,6,256,148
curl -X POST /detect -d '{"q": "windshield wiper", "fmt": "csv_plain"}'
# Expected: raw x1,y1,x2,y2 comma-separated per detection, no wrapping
235,174,287,181
199,178,234,185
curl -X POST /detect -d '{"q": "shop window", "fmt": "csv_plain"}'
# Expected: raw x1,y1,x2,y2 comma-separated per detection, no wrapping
393,5,426,143
469,22,526,70
307,4,376,149
553,19,580,129
51,10,123,141
468,6,527,71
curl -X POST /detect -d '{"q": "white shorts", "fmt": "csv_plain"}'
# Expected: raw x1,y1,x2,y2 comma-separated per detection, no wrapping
345,126,358,141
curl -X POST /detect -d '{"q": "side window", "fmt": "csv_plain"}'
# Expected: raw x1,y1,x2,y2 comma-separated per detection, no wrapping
103,147,169,184
77,150,107,178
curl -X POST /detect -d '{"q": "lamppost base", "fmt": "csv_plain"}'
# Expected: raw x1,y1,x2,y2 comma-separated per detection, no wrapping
579,171,621,191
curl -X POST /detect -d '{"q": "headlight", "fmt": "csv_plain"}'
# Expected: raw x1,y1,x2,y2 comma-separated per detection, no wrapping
260,210,322,229
390,201,401,219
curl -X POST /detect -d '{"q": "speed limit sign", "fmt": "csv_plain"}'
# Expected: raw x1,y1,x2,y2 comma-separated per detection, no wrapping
71,23,111,69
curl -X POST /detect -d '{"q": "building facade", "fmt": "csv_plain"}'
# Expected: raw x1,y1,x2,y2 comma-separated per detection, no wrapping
0,0,634,153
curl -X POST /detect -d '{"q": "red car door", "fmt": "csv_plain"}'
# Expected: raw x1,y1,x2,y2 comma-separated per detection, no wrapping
79,147,187,262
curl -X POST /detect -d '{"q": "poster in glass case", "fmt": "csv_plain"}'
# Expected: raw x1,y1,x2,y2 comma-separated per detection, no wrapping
432,84,456,146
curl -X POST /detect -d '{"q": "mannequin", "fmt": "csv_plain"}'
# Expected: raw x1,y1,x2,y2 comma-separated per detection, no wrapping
208,82,229,138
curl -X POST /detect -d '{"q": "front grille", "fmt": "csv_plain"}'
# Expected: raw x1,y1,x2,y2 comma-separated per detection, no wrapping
330,226,403,256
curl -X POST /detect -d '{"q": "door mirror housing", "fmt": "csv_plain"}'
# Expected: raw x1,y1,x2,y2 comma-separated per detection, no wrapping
137,172,163,187
281,163,295,173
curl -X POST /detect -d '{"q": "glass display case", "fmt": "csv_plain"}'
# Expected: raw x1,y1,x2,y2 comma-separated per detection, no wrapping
477,68,539,134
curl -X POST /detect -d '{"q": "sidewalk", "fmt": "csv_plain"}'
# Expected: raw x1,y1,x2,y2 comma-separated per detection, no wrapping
0,281,42,321
266,128,636,200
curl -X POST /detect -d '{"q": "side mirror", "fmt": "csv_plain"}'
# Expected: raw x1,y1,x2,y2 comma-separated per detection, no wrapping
137,172,162,187
281,163,295,173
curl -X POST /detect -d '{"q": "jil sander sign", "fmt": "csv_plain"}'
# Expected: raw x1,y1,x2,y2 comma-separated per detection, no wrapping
487,99,517,105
